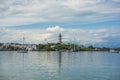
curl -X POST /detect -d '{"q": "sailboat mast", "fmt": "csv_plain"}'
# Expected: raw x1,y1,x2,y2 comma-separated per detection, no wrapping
23,37,24,45
74,37,75,50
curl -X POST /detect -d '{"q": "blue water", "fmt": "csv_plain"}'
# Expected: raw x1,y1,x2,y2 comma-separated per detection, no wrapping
0,51,120,80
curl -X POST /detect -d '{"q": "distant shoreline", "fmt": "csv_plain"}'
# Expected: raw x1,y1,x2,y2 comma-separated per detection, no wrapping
0,43,120,52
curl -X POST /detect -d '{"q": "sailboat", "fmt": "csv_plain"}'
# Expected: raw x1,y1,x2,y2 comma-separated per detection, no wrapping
70,38,78,52
18,37,28,53
18,48,28,53
72,44,78,52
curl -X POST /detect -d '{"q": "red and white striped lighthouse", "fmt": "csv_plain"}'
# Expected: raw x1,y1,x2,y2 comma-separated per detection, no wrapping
58,33,62,44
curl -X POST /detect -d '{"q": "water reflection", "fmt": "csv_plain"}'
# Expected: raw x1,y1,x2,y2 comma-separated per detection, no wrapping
0,51,120,80
58,51,62,75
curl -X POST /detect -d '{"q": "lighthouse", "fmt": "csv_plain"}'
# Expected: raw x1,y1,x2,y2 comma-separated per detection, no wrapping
58,33,62,44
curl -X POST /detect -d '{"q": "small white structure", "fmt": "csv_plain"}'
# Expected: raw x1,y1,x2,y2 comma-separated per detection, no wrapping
110,49,119,53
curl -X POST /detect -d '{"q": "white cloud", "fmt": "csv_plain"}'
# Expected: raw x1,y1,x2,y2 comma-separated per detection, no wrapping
0,26,64,43
63,0,101,10
46,26,64,32
1,26,120,47
112,0,120,2
0,0,119,27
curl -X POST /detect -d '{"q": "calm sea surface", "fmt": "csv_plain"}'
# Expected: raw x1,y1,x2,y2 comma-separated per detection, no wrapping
0,51,120,80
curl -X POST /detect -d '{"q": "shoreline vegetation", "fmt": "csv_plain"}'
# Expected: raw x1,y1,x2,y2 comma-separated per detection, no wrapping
0,43,120,52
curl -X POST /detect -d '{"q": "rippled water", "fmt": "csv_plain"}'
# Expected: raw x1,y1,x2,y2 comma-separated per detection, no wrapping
0,51,120,80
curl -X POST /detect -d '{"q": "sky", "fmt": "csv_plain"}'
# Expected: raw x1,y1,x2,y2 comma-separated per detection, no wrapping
0,0,120,47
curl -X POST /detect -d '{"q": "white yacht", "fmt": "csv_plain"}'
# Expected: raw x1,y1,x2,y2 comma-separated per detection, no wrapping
110,49,119,53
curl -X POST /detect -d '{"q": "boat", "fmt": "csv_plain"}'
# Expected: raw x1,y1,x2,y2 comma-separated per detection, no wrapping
18,37,28,53
72,37,79,52
109,49,119,53
18,49,28,53
71,49,78,52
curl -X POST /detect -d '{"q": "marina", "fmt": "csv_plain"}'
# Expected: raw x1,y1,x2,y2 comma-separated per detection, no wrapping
0,0,120,80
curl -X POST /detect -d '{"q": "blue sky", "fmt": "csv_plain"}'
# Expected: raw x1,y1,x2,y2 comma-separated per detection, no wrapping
0,0,120,47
